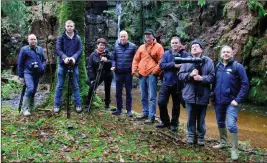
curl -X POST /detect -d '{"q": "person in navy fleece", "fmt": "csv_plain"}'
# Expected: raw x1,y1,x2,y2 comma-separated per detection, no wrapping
18,34,46,116
212,45,249,161
156,36,189,131
53,20,82,113
111,30,137,117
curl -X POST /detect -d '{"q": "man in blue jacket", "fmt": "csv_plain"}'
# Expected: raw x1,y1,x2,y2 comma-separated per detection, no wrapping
212,45,249,160
18,34,46,116
179,40,215,146
157,36,189,131
111,30,137,117
53,20,82,113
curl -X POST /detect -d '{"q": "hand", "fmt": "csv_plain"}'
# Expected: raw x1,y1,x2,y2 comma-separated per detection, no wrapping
64,57,70,64
111,67,115,71
190,69,199,77
231,100,238,107
193,75,203,81
175,64,182,68
133,72,139,77
101,57,107,62
19,77,24,83
69,57,76,64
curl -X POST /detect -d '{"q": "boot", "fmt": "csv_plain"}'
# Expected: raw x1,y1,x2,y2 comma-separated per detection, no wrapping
22,97,31,116
29,97,35,112
213,128,227,149
230,133,238,160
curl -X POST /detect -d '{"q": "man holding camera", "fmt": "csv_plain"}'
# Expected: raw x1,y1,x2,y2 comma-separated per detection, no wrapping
157,36,189,131
18,34,46,116
53,20,82,113
178,40,215,145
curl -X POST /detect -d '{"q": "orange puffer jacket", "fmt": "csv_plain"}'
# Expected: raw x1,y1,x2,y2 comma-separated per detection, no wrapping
132,40,164,77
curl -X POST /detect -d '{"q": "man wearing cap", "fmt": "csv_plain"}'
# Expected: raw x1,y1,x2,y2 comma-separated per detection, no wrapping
178,40,215,145
132,29,164,124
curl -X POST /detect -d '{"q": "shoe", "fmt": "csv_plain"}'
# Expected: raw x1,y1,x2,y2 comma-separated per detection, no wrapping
144,119,155,124
23,110,31,116
170,126,177,132
187,138,194,145
76,106,82,113
126,111,133,117
136,114,148,120
197,139,205,146
112,109,122,115
110,108,117,111
105,105,111,110
156,122,170,128
54,107,60,113
213,128,227,149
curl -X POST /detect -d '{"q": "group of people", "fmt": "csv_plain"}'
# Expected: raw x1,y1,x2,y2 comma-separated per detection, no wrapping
17,20,249,160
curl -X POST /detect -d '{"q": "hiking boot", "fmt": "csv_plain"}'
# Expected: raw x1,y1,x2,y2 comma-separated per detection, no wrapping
112,109,122,115
105,105,111,110
144,119,155,124
23,110,31,116
187,138,194,145
136,114,148,120
197,139,205,146
76,106,82,113
53,107,60,113
170,126,177,132
213,128,227,149
126,111,133,117
156,122,170,128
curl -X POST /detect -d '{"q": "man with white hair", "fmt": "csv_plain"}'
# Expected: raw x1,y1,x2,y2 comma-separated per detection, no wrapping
111,30,137,117
212,45,249,160
18,34,47,116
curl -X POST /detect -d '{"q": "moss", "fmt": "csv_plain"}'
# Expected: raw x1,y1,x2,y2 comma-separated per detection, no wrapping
248,0,267,19
242,36,255,59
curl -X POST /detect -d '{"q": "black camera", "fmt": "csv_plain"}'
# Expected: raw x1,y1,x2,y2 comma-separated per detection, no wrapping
31,62,39,68
174,57,203,64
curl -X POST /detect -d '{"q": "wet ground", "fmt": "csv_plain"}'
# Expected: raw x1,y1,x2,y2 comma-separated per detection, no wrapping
96,83,267,149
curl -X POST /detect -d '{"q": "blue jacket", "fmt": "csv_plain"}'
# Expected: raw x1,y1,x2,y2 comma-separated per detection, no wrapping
178,55,215,105
160,49,189,86
56,29,82,66
112,42,137,73
213,59,249,104
87,49,112,81
18,45,46,78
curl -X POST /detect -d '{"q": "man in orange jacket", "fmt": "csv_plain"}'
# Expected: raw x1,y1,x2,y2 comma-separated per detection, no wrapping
132,29,164,124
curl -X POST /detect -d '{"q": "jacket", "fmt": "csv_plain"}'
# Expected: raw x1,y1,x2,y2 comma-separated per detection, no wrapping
87,49,112,81
18,45,46,78
56,29,82,66
160,48,189,86
178,55,215,105
213,59,249,104
112,41,137,73
132,40,164,77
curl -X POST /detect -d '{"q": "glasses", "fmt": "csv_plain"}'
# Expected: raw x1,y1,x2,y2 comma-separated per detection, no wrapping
66,25,73,27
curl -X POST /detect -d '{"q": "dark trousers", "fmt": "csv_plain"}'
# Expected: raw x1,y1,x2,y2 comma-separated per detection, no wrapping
158,84,181,127
87,74,113,107
115,72,133,111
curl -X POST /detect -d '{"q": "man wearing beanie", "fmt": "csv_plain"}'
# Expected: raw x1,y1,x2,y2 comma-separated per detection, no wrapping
132,28,164,124
178,40,215,146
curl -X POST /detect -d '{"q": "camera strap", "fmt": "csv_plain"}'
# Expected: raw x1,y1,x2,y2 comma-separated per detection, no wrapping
145,45,158,64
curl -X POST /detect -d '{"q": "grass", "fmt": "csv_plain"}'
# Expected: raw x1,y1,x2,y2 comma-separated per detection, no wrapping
1,104,267,162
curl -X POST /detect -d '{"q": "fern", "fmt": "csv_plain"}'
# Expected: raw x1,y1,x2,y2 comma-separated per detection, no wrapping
248,0,267,19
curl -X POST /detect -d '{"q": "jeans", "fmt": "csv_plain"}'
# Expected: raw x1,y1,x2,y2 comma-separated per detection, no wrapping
115,72,132,111
87,73,113,107
185,103,207,141
54,64,81,107
139,74,158,120
158,84,181,127
24,73,40,98
215,104,238,133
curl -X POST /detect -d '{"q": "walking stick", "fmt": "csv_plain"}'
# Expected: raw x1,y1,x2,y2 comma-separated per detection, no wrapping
18,84,26,112
86,61,104,113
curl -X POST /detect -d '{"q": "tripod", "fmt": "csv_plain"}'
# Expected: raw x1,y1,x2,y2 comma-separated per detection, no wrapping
86,61,104,113
67,65,74,119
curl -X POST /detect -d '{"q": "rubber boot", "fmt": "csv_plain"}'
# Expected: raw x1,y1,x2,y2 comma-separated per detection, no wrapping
29,97,35,112
22,96,31,116
230,133,238,160
213,128,227,149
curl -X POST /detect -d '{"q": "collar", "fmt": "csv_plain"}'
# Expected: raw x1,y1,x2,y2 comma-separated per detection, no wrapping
65,32,74,39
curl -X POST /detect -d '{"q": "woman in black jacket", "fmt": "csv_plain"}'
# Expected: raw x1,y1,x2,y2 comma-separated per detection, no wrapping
86,38,113,112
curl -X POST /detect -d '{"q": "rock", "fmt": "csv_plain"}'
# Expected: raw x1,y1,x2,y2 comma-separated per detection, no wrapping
107,19,117,38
